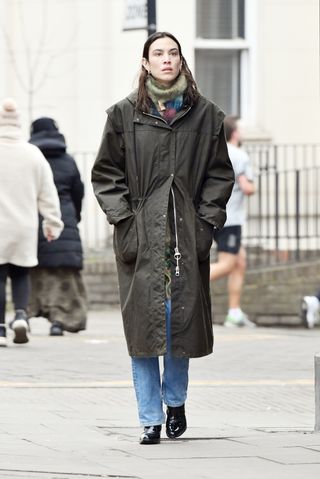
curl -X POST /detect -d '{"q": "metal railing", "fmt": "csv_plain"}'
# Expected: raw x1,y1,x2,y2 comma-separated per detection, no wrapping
75,152,114,252
74,144,320,268
243,144,320,268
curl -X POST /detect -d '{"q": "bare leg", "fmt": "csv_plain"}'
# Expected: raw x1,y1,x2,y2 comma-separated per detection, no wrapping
228,247,246,309
210,252,237,281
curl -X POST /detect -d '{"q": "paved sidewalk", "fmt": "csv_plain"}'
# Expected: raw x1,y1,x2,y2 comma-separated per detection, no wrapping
1,308,320,478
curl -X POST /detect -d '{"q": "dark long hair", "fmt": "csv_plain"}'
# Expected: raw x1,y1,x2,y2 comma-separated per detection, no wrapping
136,32,200,112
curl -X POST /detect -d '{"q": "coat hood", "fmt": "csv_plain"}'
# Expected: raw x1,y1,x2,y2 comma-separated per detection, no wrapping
29,130,67,157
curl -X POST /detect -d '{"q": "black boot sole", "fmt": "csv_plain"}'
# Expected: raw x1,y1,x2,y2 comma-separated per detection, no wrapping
139,437,161,445
166,424,187,439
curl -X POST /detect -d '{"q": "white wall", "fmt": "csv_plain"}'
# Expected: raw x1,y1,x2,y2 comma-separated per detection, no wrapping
0,1,6,97
255,0,320,143
0,0,319,149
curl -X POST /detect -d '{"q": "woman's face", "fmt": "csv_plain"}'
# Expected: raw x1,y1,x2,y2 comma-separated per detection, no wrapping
143,36,182,86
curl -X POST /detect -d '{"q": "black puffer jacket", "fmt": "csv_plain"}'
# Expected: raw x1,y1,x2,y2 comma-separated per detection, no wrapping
30,130,84,269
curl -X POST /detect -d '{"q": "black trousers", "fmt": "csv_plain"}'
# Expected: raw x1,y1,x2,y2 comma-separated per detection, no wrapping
0,264,30,324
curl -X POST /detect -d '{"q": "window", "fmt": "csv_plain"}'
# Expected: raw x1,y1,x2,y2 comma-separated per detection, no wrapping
196,0,245,39
195,50,240,114
195,0,247,115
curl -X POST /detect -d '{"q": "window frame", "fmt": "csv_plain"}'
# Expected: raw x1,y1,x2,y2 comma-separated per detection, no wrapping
194,0,256,120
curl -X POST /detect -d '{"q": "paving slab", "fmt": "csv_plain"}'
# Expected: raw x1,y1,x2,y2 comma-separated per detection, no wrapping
1,309,320,478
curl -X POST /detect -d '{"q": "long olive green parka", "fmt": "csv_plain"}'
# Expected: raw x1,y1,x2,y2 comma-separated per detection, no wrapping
92,91,234,358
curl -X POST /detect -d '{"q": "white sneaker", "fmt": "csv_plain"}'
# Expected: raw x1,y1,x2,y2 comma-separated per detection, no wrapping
10,310,30,344
301,296,320,328
241,313,256,328
0,324,7,347
224,312,256,328
11,319,29,344
224,315,243,327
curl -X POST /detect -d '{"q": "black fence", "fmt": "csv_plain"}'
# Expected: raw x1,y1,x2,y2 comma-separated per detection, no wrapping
74,144,320,269
243,144,320,268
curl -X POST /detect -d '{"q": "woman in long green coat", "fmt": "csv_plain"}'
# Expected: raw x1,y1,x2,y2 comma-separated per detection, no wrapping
92,32,234,445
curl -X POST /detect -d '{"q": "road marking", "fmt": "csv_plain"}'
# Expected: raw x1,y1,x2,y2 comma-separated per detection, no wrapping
13,333,283,344
190,379,314,386
216,334,280,341
0,378,313,388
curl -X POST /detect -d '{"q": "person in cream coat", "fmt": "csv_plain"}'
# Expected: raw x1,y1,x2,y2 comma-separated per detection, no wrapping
0,98,63,347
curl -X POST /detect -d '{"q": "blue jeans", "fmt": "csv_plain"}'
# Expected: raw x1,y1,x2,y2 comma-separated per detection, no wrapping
131,300,189,426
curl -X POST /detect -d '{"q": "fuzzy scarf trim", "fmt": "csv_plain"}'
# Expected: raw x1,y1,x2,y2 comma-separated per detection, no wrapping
146,74,187,110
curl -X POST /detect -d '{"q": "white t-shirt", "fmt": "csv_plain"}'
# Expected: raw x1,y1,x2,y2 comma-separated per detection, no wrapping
225,143,254,227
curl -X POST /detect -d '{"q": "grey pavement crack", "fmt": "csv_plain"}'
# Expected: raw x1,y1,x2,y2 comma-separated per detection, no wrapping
0,468,139,478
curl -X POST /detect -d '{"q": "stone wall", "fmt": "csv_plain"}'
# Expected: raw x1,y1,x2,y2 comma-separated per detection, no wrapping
211,259,320,326
84,258,320,327
84,260,119,309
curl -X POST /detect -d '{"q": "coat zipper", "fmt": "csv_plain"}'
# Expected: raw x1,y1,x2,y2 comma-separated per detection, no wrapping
142,106,192,127
142,111,168,125
170,186,181,277
170,106,191,126
140,106,192,277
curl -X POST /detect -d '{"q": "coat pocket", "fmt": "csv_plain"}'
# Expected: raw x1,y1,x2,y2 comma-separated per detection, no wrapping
195,215,213,262
113,215,138,263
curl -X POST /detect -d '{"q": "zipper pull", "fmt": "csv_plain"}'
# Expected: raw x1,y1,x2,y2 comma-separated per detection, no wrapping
174,247,181,277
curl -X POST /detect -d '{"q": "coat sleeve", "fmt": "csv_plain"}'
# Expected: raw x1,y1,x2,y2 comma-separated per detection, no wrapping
37,155,64,239
91,112,133,226
197,123,235,230
70,159,84,223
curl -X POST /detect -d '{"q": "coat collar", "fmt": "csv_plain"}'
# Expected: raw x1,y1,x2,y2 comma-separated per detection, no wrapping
126,90,138,106
127,89,192,128
0,125,22,141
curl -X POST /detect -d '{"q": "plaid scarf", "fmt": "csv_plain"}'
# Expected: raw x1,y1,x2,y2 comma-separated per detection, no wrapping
146,74,187,124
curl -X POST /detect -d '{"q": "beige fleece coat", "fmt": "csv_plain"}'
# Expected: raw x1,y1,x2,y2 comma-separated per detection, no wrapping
0,125,63,267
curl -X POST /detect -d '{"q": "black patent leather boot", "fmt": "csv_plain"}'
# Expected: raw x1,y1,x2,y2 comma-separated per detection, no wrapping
139,425,161,444
166,405,187,439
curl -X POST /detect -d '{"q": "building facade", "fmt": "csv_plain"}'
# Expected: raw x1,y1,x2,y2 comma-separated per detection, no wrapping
0,0,319,249
0,0,319,150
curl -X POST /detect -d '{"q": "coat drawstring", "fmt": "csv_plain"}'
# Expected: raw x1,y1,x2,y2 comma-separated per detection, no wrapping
170,186,181,277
